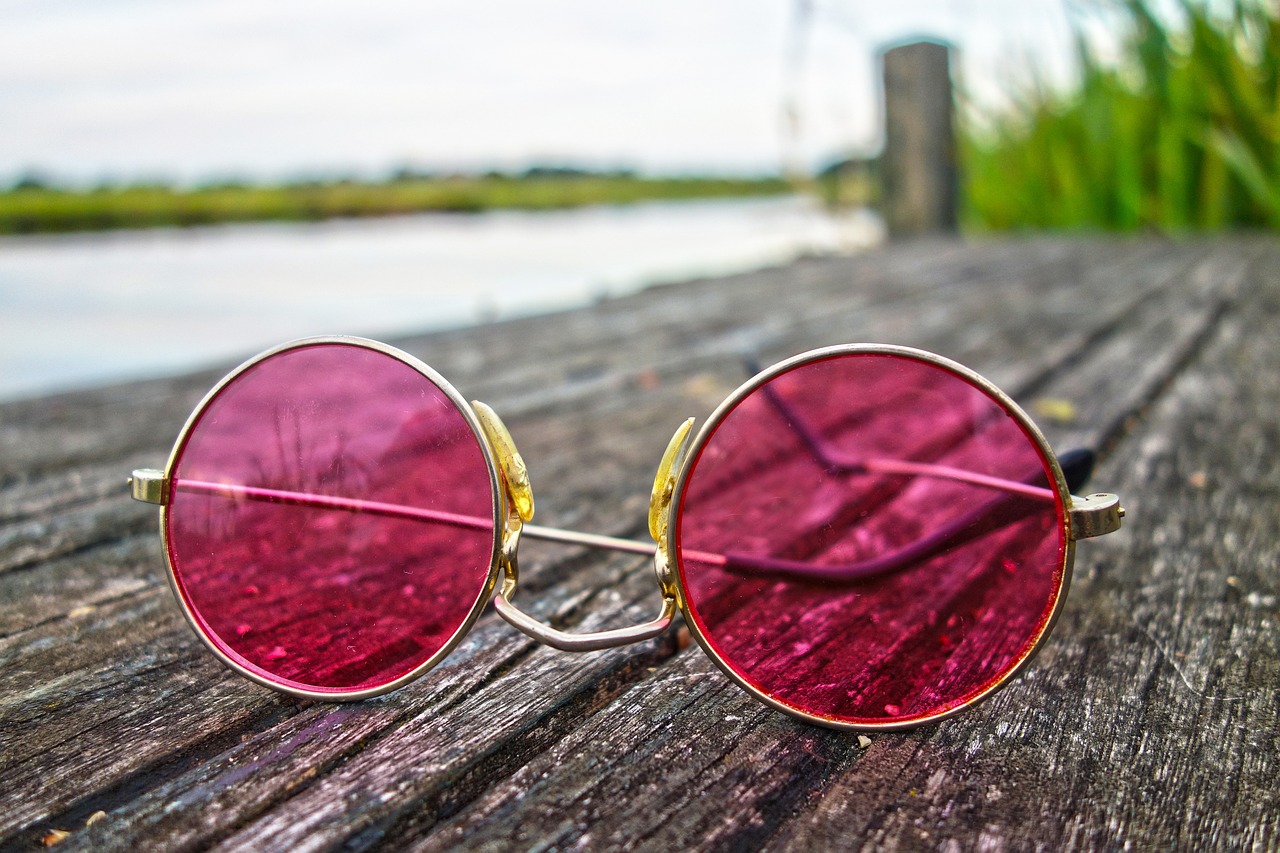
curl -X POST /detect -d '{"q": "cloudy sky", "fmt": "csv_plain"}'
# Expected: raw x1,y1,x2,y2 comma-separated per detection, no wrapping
0,0,1076,184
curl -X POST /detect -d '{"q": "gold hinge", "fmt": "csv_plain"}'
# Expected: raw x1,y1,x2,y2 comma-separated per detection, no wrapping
129,468,169,505
1069,492,1125,540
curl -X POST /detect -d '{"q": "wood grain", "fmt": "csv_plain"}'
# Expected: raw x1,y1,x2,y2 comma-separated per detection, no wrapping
0,237,1275,852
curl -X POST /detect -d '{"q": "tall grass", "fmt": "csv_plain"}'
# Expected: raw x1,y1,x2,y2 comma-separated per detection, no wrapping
962,0,1279,230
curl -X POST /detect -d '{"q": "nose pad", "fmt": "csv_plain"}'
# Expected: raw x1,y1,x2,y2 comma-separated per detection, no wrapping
472,401,535,524
649,418,696,543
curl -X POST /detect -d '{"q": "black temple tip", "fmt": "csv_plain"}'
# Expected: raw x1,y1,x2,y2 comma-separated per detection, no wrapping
1058,448,1096,494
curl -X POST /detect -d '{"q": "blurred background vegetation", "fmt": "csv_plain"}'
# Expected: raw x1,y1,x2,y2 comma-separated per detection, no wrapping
3,0,1275,236
962,0,1279,231
0,171,789,236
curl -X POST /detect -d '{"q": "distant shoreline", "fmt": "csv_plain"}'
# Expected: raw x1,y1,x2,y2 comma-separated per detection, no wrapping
0,173,793,236
0,195,859,403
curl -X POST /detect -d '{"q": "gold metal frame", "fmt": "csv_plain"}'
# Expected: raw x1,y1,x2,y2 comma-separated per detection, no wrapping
136,336,506,702
131,337,1123,727
663,343,1098,730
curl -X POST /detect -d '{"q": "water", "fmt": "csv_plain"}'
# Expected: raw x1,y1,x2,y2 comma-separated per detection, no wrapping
0,196,880,402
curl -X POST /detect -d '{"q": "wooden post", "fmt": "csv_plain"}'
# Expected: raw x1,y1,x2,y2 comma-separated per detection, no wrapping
880,40,957,237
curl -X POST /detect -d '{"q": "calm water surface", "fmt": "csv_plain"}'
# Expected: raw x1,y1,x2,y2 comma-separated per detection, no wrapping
0,196,879,402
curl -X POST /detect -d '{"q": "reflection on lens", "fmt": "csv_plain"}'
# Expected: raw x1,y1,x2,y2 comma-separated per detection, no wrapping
675,351,1067,727
166,343,496,695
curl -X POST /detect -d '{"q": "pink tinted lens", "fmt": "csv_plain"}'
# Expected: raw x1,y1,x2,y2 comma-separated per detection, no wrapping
676,352,1067,726
166,343,496,695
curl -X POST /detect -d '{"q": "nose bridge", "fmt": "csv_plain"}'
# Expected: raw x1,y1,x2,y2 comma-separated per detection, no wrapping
476,406,692,653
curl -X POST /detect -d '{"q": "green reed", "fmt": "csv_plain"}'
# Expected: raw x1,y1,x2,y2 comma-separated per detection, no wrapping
962,0,1279,230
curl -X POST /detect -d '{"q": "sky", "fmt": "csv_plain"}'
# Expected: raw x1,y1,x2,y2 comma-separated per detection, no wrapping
0,0,1078,185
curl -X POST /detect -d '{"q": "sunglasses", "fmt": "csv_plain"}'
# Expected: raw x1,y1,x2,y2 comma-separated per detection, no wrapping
129,337,1123,730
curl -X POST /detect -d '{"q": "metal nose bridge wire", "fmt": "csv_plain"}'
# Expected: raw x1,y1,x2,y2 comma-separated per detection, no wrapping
492,591,678,652
483,411,693,653
488,469,678,654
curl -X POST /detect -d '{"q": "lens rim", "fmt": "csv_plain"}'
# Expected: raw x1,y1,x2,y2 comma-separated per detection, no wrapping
157,336,505,701
666,343,1075,731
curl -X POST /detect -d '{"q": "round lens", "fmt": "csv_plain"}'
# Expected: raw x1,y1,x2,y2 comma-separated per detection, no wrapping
674,349,1068,727
164,341,498,697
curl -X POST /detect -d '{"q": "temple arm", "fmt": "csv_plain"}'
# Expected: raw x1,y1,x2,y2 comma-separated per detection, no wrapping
160,479,657,555
749,361,1097,497
141,470,1117,589
124,455,1116,581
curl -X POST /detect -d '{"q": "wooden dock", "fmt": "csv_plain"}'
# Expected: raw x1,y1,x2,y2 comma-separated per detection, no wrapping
2,236,1277,851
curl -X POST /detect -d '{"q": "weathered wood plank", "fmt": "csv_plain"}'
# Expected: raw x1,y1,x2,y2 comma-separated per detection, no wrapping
366,242,1278,852
766,244,1280,851
0,237,1274,852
